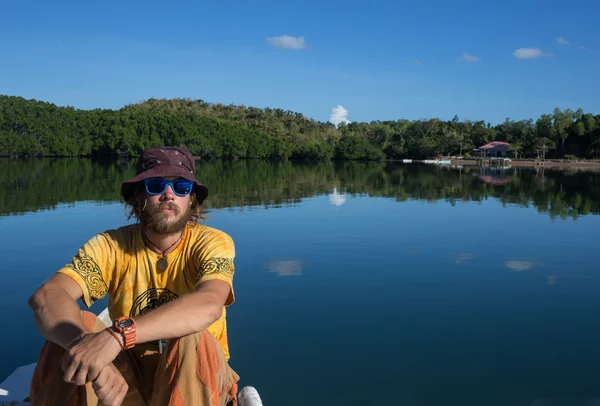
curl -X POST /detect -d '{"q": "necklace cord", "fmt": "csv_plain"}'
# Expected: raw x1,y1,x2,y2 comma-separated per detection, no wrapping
143,232,183,257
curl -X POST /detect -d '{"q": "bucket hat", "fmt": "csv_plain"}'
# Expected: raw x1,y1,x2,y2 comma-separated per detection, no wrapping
121,146,208,203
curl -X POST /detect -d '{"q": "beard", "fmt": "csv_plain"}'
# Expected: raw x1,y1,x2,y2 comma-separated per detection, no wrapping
141,201,190,235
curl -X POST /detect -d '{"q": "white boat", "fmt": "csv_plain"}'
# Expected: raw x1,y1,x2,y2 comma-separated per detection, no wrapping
0,308,263,406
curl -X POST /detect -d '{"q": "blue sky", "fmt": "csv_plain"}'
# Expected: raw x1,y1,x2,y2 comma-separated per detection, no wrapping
1,0,599,125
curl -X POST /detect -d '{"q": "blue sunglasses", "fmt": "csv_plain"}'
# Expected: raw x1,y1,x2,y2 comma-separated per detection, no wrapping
143,178,194,197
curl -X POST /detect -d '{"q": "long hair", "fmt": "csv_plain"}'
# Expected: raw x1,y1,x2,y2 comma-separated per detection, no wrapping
124,182,208,224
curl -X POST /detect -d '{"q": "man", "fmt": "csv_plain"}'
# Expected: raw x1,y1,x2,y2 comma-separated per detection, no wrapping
28,146,240,406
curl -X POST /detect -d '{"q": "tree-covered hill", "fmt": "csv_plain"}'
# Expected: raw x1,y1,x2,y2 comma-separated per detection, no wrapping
1,95,599,160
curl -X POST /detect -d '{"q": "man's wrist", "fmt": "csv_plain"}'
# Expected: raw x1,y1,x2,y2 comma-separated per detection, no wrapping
104,327,126,350
66,333,87,349
112,317,137,350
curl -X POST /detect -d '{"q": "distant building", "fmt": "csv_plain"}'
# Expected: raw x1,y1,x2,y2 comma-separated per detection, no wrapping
475,141,510,158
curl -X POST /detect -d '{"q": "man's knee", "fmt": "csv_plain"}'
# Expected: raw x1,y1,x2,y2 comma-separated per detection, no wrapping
168,330,209,353
167,330,226,366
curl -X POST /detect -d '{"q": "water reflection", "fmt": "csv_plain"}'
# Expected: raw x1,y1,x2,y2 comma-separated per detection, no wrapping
456,253,474,264
328,187,347,206
1,158,600,220
505,260,538,272
478,172,512,186
265,260,303,277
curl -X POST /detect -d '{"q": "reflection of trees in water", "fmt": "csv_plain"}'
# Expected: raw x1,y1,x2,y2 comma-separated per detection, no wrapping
0,157,135,216
1,158,599,220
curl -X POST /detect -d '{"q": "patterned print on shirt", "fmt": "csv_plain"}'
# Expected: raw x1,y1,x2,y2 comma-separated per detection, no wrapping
130,288,179,317
65,255,108,300
199,257,234,282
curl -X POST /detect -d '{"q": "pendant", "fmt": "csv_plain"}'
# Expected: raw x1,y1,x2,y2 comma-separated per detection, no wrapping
156,257,168,272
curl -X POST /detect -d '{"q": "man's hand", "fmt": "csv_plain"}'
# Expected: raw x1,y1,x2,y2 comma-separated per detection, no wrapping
92,363,129,406
61,329,123,385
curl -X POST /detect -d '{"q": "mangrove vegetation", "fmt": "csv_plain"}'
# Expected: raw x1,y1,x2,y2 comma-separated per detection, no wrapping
1,95,599,161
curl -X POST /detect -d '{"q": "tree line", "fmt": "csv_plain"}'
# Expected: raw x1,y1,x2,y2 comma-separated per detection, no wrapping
1,158,598,221
1,95,599,160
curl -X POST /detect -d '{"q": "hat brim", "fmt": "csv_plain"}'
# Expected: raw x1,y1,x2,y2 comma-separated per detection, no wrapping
121,165,208,203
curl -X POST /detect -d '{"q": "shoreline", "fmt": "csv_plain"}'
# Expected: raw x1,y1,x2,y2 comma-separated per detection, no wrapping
455,159,600,169
387,158,600,170
2,155,600,171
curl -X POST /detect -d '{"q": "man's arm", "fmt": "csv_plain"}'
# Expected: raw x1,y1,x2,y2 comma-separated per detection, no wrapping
133,279,231,344
47,274,230,387
28,273,89,350
30,273,129,396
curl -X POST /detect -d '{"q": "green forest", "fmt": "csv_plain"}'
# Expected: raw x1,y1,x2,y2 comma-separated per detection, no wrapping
1,94,599,161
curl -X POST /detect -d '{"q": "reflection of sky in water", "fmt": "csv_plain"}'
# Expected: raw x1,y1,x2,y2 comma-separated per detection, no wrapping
505,260,537,271
456,253,474,264
265,260,303,276
328,187,347,206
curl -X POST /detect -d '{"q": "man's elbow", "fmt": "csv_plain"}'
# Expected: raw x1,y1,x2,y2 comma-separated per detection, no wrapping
188,302,222,333
28,274,83,311
28,282,68,311
28,283,61,314
199,299,224,330
208,302,224,323
192,281,229,327
28,285,47,311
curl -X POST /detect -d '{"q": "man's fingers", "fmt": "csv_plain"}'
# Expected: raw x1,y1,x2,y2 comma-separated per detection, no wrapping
97,375,128,406
101,386,118,406
95,385,111,402
92,365,109,391
112,380,129,406
62,361,79,384
60,354,69,372
87,364,102,385
73,366,89,386
103,380,128,406
94,368,113,400
93,365,128,406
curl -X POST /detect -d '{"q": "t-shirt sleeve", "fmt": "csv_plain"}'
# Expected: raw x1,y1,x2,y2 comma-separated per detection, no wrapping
194,230,236,306
57,232,116,308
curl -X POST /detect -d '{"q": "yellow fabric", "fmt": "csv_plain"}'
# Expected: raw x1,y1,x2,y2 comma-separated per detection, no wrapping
57,222,236,360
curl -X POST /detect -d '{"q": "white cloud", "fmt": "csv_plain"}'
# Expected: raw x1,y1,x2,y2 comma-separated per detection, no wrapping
329,105,350,127
557,36,569,45
265,260,303,276
266,35,307,50
415,59,424,64
460,53,480,62
513,48,553,59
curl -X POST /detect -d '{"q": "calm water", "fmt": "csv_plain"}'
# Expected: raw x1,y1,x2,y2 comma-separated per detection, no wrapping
1,158,600,406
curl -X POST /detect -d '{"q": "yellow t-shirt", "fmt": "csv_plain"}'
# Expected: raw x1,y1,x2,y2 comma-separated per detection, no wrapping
57,221,236,360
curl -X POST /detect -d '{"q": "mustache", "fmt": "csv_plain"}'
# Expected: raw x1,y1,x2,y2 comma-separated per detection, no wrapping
152,202,180,214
